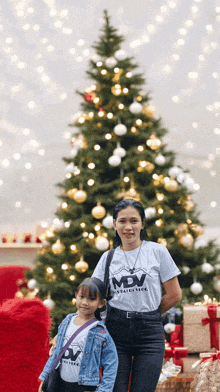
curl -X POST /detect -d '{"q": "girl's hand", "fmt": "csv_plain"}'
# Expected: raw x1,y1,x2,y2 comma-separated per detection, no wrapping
49,334,57,356
38,380,43,392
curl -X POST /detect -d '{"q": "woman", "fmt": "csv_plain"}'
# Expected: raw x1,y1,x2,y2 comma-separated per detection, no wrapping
92,199,182,392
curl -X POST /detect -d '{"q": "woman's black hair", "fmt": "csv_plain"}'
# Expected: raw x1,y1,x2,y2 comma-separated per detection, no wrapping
113,199,148,247
76,277,106,301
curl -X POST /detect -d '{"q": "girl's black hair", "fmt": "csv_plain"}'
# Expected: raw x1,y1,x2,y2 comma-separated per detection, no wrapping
113,199,148,247
76,277,106,301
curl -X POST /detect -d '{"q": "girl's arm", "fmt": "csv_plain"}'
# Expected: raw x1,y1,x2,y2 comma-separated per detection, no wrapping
160,276,182,314
97,334,118,392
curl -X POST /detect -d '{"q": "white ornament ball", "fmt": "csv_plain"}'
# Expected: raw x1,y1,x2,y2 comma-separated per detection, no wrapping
27,279,38,290
168,166,182,178
108,155,121,166
201,262,214,274
155,154,166,166
190,282,203,295
114,49,127,61
164,323,176,334
113,146,126,157
65,163,75,172
91,53,101,62
176,172,187,184
182,266,190,274
114,124,127,136
144,207,156,219
70,149,78,158
105,57,117,68
43,297,55,310
215,263,220,271
214,279,220,292
102,215,114,229
129,102,143,114
183,177,195,192
96,236,109,251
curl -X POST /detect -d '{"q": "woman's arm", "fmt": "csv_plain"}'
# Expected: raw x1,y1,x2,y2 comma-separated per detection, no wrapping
160,276,182,314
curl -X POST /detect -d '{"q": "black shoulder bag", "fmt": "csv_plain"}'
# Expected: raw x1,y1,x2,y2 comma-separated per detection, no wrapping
104,248,115,301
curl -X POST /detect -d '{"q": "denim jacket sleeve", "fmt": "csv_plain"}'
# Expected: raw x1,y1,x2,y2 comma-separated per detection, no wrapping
97,330,118,392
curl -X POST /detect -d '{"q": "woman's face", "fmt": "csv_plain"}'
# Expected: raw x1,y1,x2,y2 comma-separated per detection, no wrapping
113,206,145,249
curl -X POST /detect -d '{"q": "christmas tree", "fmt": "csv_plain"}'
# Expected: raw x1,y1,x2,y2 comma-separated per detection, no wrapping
26,10,220,335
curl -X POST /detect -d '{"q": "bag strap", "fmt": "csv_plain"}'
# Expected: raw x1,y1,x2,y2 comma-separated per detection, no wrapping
50,317,97,372
104,248,115,294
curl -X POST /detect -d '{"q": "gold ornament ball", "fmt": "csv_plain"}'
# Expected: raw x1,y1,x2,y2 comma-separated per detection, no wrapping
164,179,178,192
75,259,89,273
51,239,65,254
174,223,188,237
146,134,162,150
74,190,87,203
157,238,167,246
178,233,194,249
143,104,156,118
67,188,78,199
15,290,24,298
92,205,106,219
190,224,204,238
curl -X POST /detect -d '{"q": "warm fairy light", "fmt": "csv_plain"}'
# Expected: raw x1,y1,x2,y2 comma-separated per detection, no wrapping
94,144,100,150
126,72,132,78
46,267,53,274
158,208,164,214
152,174,159,179
64,221,70,228
94,224,101,231
70,275,76,281
87,179,95,186
136,119,142,125
137,145,144,152
156,193,164,201
89,233,95,239
62,263,69,270
72,298,76,305
124,176,130,182
101,69,107,75
96,61,102,67
107,112,113,119
94,97,99,103
118,103,124,109
155,219,163,227
131,127,137,133
70,244,77,252
66,173,71,179
88,163,95,169
123,88,129,93
74,168,80,175
105,133,112,140
80,222,86,228
98,111,104,117
114,67,120,73
89,112,94,117
140,160,147,168
83,232,88,237
61,202,68,209
78,116,85,123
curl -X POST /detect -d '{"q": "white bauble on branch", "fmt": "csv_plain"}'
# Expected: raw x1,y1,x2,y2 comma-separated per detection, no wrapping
27,279,38,290
214,279,220,292
164,323,176,334
43,296,55,310
114,124,127,136
102,215,114,229
108,155,121,166
105,57,117,68
168,166,182,178
183,177,195,192
155,153,166,166
176,172,187,184
114,49,127,61
190,282,203,295
182,266,190,274
96,236,109,251
65,163,75,172
144,207,156,219
113,143,126,157
129,102,143,114
201,261,214,274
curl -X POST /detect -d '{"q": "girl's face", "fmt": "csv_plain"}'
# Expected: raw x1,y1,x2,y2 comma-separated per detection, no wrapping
113,206,145,249
75,287,105,320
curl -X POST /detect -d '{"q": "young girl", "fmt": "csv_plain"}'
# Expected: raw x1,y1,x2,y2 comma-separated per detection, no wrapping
38,277,118,392
92,199,182,392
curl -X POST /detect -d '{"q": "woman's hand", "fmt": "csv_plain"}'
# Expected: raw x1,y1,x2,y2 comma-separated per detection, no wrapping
49,334,57,356
38,380,43,392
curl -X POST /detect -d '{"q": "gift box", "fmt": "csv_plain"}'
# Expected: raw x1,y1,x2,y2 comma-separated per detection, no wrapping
165,345,188,372
183,304,220,353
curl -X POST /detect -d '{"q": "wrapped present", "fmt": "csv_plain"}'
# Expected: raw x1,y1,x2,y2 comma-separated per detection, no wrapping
170,324,183,347
190,352,220,391
165,344,188,371
183,304,220,353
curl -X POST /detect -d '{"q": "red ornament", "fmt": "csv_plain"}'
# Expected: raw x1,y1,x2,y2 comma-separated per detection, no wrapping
84,93,94,102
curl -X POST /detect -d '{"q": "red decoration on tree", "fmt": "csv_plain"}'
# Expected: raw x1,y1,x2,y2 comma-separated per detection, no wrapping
84,93,94,102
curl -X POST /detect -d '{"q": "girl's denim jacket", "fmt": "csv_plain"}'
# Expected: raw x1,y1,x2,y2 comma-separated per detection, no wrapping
39,313,118,392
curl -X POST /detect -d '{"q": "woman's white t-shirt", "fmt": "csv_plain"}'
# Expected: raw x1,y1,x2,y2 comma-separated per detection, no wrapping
92,240,181,312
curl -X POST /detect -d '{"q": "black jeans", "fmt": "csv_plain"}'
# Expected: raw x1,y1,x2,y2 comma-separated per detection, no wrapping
105,306,165,392
59,379,96,392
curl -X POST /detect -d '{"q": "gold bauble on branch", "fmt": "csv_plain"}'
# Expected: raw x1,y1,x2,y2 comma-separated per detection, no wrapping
157,238,167,246
92,202,106,219
164,179,178,192
51,239,65,254
67,188,78,199
137,161,155,173
178,233,194,249
74,190,87,203
180,195,195,211
190,223,204,238
174,223,189,238
143,104,156,118
75,257,89,273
